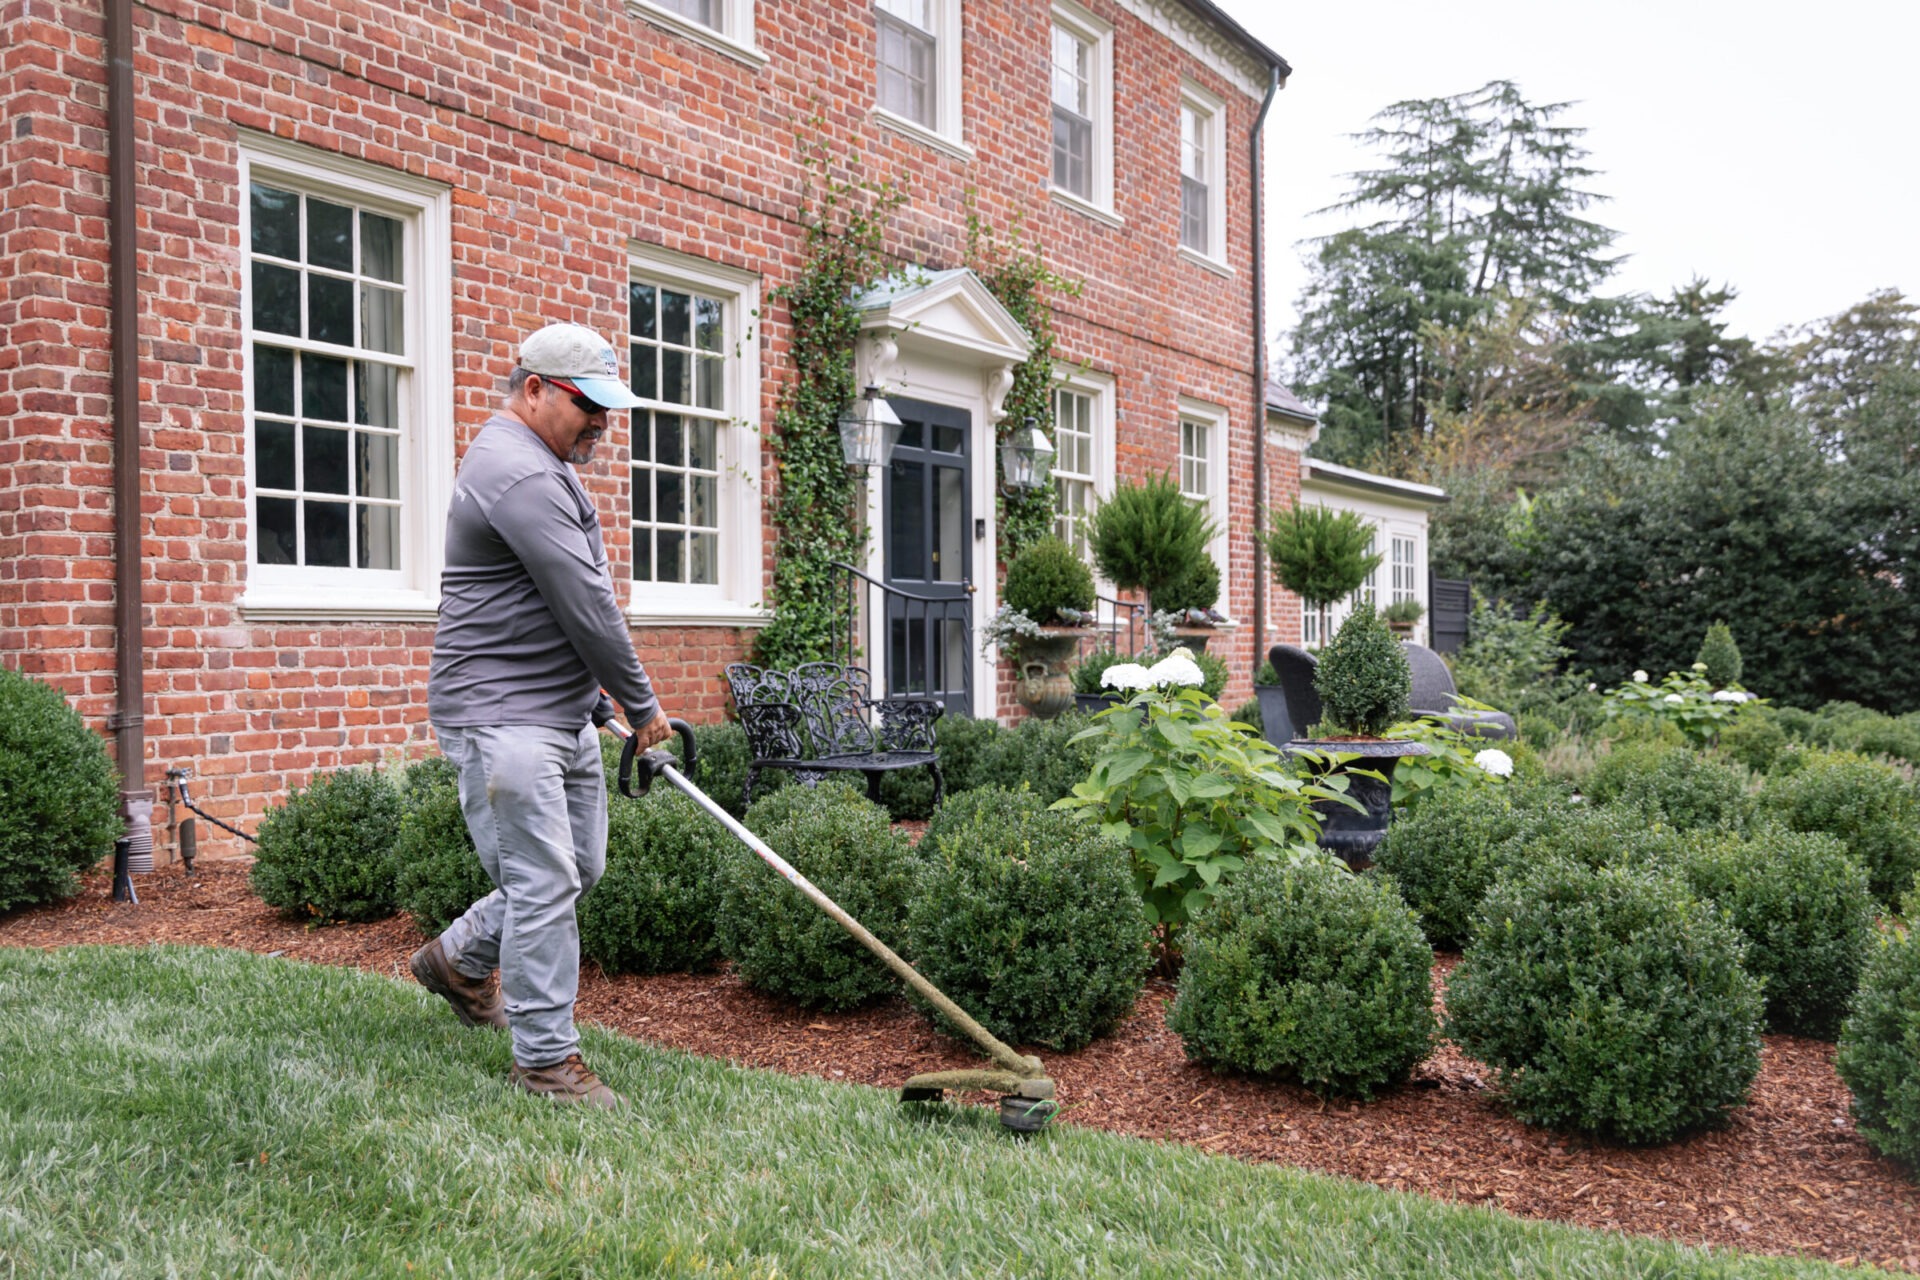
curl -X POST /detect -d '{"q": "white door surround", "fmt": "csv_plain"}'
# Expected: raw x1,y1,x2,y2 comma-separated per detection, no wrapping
853,268,1034,717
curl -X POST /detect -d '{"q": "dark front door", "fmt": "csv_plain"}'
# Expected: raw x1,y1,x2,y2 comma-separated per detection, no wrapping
882,397,972,715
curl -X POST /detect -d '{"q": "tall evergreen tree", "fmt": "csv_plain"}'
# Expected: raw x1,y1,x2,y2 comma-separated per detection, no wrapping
1289,81,1624,470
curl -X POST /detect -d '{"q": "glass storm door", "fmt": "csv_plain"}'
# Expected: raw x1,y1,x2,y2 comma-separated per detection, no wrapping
882,397,972,715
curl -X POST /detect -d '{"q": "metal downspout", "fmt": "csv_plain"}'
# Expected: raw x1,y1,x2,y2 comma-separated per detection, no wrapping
108,0,149,843
1249,64,1281,666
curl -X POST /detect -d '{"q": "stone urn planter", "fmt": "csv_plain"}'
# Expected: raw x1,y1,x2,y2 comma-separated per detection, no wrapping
1289,738,1431,871
1013,628,1085,721
1170,626,1215,655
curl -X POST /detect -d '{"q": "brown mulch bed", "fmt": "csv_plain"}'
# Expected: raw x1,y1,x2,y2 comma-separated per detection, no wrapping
3,855,1915,1274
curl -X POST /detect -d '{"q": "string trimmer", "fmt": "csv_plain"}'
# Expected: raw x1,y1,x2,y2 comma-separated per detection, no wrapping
612,719,1055,1134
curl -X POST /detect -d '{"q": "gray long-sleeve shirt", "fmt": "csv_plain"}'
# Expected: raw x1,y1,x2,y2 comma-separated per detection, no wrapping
428,412,660,731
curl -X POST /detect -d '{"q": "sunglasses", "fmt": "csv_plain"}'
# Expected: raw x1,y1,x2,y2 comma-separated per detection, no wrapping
540,376,604,415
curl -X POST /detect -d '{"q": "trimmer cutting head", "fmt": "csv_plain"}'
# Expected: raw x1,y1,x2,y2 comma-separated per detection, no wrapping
900,1059,1057,1134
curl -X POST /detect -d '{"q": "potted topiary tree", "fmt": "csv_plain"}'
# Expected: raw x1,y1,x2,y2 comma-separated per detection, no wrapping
995,536,1096,719
1089,472,1219,621
1291,602,1429,869
1150,553,1226,653
1264,505,1382,647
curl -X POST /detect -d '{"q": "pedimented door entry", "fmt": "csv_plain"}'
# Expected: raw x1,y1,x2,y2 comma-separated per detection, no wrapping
881,397,972,715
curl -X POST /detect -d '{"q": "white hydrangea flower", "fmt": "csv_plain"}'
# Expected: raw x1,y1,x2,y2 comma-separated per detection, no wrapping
1144,653,1206,688
1712,690,1750,703
1588,682,1598,692
1473,748,1514,777
1632,670,1649,683
1663,693,1684,704
1101,663,1152,692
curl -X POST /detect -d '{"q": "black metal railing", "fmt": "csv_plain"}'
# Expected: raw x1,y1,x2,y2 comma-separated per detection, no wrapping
829,561,975,717
1082,591,1150,660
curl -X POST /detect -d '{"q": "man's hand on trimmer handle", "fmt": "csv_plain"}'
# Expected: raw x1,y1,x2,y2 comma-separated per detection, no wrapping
631,709,675,751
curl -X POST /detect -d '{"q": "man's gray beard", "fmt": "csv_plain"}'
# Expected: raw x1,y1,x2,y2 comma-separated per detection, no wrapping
567,439,599,464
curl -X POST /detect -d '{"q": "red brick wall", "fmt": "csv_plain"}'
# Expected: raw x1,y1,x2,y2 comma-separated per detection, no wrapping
0,0,1273,849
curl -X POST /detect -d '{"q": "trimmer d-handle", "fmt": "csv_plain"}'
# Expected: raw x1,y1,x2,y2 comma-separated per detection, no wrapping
614,717,697,798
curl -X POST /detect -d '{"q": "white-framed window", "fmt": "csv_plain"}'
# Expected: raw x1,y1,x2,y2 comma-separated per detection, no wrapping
626,245,763,625
1355,527,1379,608
1050,367,1114,560
1391,534,1418,603
238,133,453,621
874,0,966,154
1177,396,1230,598
1178,82,1227,267
626,0,765,65
1049,2,1114,220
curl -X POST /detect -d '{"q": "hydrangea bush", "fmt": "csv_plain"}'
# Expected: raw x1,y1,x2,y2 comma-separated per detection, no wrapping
1603,663,1761,746
1384,714,1512,811
1055,654,1346,946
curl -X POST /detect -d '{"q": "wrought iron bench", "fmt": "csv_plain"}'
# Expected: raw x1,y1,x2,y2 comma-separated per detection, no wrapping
724,662,945,811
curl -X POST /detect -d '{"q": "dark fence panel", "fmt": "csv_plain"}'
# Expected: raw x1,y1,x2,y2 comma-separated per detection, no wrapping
1429,575,1471,654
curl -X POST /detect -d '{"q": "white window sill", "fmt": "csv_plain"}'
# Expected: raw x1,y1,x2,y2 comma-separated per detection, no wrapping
626,604,770,629
872,107,974,162
1050,187,1122,228
1178,245,1234,278
238,585,440,623
624,1,769,67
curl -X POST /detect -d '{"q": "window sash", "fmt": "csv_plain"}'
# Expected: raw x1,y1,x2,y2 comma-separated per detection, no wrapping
629,279,732,588
658,0,718,25
876,9,935,126
246,180,416,577
1391,536,1417,602
1180,176,1209,254
1052,388,1096,554
1179,419,1210,501
1053,108,1091,199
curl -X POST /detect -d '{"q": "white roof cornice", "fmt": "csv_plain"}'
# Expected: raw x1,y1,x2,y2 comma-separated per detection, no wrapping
1109,0,1267,99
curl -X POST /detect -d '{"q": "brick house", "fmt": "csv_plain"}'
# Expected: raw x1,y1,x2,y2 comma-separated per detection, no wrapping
0,0,1294,852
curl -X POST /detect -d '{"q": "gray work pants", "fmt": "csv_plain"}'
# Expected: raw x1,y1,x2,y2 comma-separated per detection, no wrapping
432,722,607,1068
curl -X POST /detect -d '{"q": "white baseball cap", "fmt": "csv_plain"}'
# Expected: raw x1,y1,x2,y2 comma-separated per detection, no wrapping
518,322,646,410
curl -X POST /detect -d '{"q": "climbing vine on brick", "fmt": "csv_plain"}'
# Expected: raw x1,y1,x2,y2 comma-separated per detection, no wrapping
966,207,1082,561
752,138,906,670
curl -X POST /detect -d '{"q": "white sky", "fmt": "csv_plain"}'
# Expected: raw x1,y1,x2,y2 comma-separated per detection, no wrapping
1219,0,1920,351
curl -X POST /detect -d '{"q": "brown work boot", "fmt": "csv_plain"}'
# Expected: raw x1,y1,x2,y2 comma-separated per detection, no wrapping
510,1054,624,1109
409,938,507,1029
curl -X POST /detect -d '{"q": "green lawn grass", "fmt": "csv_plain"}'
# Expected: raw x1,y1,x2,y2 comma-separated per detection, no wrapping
0,945,1870,1279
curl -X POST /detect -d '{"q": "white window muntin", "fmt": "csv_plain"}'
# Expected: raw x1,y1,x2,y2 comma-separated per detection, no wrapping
625,245,762,625
237,134,452,619
1177,396,1230,599
1391,534,1418,603
873,0,967,154
626,0,766,65
1049,2,1114,218
1178,81,1228,268
1050,366,1114,561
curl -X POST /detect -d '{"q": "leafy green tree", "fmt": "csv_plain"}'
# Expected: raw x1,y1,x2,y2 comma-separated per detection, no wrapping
1567,279,1764,441
1695,622,1743,689
1089,473,1218,616
1264,505,1382,643
1528,401,1919,709
1289,80,1623,468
